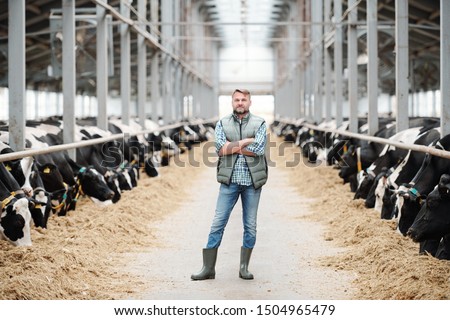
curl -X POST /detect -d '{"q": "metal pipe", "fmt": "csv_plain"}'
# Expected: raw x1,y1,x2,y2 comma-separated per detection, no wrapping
0,118,218,163
292,121,450,160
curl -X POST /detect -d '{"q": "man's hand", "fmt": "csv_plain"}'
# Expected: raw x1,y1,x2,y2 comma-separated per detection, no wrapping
219,138,255,156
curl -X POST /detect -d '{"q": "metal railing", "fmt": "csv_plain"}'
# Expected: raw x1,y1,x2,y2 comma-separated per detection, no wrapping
0,118,218,163
277,118,450,160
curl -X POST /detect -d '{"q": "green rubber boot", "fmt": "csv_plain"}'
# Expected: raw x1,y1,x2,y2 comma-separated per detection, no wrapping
191,248,218,280
239,246,254,280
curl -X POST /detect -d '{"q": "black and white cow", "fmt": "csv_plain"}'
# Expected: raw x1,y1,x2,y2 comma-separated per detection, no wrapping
395,134,450,235
407,174,450,259
28,163,52,228
0,140,51,228
371,128,440,217
353,126,427,200
335,118,440,191
0,163,33,246
25,126,116,209
108,119,159,176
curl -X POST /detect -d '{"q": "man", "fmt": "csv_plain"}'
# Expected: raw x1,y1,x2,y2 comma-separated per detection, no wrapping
191,89,268,281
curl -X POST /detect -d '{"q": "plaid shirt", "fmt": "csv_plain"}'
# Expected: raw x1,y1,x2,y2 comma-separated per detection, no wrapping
215,118,267,186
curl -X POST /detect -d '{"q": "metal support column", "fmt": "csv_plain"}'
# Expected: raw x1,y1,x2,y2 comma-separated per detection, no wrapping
120,0,131,125
367,0,379,135
305,61,312,121
181,69,187,119
8,0,26,151
151,52,160,122
161,0,174,124
162,56,172,124
347,0,358,133
150,0,160,123
334,0,343,127
312,0,323,123
441,0,450,137
395,0,409,132
137,0,147,128
62,0,76,159
174,64,182,121
324,0,332,122
96,3,108,130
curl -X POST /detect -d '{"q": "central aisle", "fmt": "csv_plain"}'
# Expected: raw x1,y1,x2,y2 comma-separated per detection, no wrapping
127,163,355,299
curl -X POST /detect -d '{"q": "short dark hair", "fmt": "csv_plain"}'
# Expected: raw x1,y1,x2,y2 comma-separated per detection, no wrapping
232,89,251,98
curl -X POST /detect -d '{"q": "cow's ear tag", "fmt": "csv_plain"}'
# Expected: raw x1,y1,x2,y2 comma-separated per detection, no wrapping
43,167,51,174
79,167,86,173
5,164,11,171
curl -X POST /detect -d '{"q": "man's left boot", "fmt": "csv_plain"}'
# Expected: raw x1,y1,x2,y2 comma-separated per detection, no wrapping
239,246,254,280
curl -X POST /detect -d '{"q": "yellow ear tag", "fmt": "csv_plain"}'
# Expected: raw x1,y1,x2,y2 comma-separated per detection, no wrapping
5,164,11,171
43,167,51,174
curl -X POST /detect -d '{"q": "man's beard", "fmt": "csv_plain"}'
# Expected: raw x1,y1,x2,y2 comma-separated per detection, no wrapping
234,107,247,115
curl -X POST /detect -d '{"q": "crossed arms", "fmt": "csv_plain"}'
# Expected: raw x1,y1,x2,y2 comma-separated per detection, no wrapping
218,138,256,157
215,121,267,158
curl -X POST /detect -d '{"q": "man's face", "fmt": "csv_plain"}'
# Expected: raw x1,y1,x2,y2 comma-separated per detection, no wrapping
232,91,251,116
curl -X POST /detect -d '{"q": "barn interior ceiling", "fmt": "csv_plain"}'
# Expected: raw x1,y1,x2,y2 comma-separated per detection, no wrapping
201,0,289,48
0,0,442,96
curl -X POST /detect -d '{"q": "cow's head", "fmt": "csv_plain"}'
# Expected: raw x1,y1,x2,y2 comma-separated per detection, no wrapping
338,145,357,180
77,167,115,204
326,139,348,166
366,170,388,209
144,154,158,177
407,174,450,242
354,171,375,200
380,186,397,220
37,163,73,216
0,198,32,246
395,184,424,235
30,188,52,228
104,172,122,204
28,168,52,228
117,161,139,189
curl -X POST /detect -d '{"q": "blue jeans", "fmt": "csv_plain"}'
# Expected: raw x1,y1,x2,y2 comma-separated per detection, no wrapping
206,183,262,249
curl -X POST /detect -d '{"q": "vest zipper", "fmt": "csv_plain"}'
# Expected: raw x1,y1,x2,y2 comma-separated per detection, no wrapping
239,119,242,139
239,118,255,186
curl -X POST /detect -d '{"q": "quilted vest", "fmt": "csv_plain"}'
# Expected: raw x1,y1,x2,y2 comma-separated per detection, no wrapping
216,113,268,189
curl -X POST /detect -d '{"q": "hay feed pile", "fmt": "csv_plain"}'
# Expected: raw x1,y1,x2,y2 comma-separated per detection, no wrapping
0,146,204,300
278,139,450,299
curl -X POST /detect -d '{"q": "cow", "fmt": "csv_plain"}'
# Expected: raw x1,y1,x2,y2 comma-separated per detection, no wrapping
0,163,33,246
407,174,450,243
28,163,52,228
370,128,441,216
395,134,450,235
23,126,116,209
108,119,159,176
353,126,426,200
361,127,440,208
335,118,440,191
407,174,450,259
35,162,75,216
75,125,132,200
0,140,53,227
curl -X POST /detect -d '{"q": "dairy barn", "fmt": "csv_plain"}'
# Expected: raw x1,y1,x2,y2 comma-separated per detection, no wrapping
0,0,449,308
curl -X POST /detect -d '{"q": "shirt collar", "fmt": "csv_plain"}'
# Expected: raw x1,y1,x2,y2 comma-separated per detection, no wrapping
232,112,251,123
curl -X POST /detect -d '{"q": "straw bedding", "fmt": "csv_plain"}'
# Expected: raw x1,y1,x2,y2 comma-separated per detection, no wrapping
0,149,201,300
279,139,450,299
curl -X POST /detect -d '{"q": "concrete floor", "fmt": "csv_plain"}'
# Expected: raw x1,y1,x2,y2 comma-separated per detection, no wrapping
126,164,355,300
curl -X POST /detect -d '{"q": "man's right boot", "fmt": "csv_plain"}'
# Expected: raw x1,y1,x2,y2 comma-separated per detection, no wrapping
191,248,218,280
